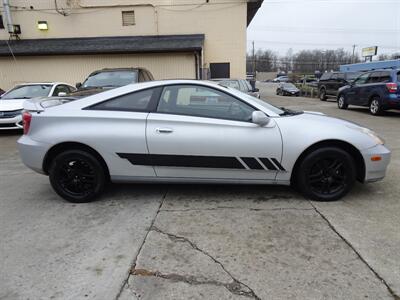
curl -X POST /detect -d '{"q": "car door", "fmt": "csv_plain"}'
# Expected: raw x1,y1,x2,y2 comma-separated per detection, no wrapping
146,84,283,181
347,73,370,104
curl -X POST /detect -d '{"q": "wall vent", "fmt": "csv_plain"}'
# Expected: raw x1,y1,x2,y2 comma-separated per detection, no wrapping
122,11,135,26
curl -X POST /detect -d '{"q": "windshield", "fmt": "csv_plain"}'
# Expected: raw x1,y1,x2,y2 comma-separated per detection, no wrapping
223,86,284,115
1,84,52,99
282,83,296,88
82,71,138,88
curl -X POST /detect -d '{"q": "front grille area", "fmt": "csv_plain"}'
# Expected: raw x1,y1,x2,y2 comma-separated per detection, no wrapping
0,110,22,119
0,123,17,128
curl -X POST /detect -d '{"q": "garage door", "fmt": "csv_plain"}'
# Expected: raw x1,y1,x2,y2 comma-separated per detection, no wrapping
0,52,196,90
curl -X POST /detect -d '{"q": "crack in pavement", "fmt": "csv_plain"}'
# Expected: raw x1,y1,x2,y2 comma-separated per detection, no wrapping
147,226,261,300
161,207,314,212
309,201,400,300
115,189,168,300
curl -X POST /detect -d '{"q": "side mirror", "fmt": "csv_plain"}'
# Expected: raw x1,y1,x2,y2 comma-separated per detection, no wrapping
58,92,67,97
75,82,82,89
252,111,270,126
253,88,259,92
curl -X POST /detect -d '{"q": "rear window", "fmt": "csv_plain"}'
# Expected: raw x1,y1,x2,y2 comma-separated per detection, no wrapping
345,72,363,81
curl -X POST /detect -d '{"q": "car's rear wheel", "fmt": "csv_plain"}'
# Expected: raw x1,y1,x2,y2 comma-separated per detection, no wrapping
296,147,356,201
319,88,327,101
49,150,106,203
369,97,383,116
337,94,348,109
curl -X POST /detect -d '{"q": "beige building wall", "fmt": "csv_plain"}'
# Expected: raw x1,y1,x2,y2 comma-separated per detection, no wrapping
0,0,249,87
0,53,196,89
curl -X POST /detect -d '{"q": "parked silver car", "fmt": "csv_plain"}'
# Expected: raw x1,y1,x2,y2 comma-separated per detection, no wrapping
18,80,390,203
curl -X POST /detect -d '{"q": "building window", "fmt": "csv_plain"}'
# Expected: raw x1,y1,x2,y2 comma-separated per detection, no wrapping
122,11,135,26
210,63,230,79
0,15,5,29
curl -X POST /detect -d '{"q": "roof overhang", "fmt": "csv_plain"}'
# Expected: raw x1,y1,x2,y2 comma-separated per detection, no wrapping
0,34,204,57
247,0,263,26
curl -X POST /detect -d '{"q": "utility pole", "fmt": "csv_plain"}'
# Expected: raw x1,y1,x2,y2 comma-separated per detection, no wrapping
351,44,357,64
252,41,256,76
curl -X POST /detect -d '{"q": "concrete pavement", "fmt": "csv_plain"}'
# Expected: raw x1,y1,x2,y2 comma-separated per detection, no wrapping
0,82,399,299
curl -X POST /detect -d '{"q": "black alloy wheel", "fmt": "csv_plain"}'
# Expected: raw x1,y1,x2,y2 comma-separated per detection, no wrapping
296,147,356,201
49,150,106,203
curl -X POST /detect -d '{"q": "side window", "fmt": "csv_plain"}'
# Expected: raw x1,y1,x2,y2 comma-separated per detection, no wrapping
397,72,400,82
157,85,255,122
90,88,155,112
354,73,369,85
367,72,380,83
379,71,391,83
144,70,154,81
337,73,345,80
330,73,338,80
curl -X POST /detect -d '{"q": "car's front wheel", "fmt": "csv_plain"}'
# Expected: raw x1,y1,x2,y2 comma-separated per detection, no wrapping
319,88,327,101
49,150,106,203
296,147,356,201
337,94,348,109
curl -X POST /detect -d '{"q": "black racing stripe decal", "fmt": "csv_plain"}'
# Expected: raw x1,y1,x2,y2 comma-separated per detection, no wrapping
271,158,286,171
117,153,245,169
117,153,152,165
259,158,277,171
241,157,264,170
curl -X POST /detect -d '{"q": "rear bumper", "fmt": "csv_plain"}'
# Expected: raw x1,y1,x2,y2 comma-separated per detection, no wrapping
382,94,400,109
0,114,23,130
361,144,391,182
17,135,51,174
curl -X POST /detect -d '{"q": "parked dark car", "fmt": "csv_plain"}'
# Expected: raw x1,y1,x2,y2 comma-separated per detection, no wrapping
337,69,400,115
211,78,260,98
276,83,300,96
318,71,363,101
0,88,4,95
70,67,154,97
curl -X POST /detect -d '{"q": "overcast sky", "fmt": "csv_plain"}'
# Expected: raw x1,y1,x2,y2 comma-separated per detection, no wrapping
247,0,400,58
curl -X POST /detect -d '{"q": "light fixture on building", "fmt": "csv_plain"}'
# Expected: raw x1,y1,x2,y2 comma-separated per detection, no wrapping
37,21,48,31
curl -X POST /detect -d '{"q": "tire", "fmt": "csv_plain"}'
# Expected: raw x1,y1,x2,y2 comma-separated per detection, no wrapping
369,97,383,116
319,88,327,101
280,90,284,96
276,89,280,95
296,147,356,201
337,94,348,109
49,150,106,203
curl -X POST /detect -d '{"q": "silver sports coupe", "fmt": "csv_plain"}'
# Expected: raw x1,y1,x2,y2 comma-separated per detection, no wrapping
18,80,390,203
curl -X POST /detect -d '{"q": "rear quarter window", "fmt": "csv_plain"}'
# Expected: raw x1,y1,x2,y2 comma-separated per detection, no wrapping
397,71,400,82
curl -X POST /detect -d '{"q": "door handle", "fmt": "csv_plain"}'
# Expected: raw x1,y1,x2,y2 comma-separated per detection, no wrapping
156,128,173,133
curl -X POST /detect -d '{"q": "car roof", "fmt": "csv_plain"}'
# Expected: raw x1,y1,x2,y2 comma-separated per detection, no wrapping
51,79,282,117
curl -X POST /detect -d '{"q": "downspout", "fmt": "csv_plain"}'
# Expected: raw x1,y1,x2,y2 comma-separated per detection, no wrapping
2,0,13,34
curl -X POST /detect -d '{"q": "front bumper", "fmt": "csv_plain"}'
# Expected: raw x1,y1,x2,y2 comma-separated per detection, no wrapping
361,144,391,182
0,114,23,130
17,135,51,174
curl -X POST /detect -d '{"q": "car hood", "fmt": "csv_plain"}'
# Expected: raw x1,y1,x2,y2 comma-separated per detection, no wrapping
276,111,378,150
0,99,25,111
69,87,114,97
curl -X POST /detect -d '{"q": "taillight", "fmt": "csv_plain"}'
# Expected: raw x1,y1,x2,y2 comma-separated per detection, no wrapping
386,82,398,93
22,111,32,134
